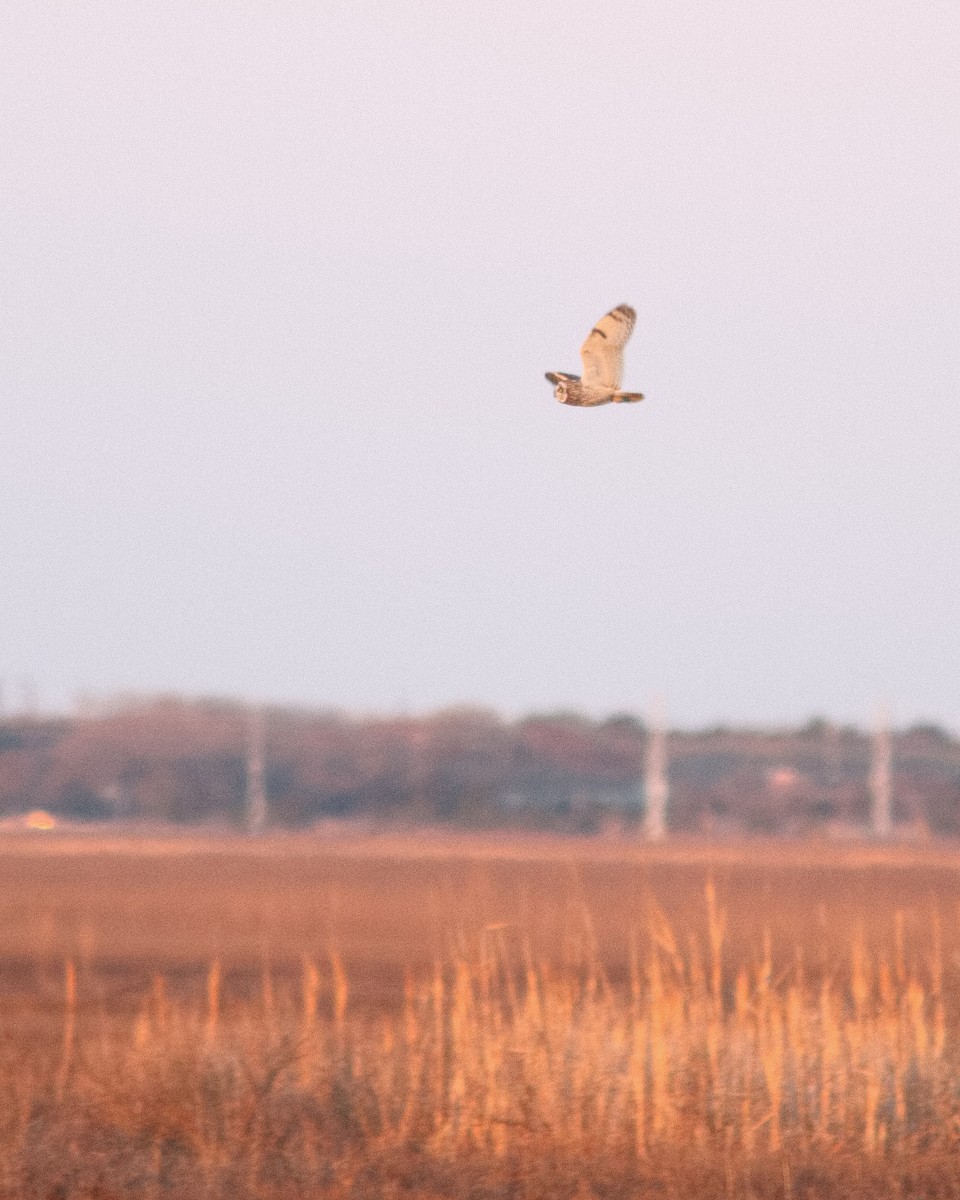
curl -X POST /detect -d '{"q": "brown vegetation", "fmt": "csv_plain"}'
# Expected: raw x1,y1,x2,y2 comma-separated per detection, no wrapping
2,834,960,1197
1,699,959,835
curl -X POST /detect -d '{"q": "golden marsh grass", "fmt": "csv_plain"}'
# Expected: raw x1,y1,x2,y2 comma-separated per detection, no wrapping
2,833,960,1197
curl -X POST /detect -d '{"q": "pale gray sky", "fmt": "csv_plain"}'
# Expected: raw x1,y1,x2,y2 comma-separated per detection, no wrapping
2,1,959,728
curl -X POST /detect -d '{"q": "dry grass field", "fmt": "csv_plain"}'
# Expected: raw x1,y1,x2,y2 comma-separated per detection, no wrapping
2,831,960,1198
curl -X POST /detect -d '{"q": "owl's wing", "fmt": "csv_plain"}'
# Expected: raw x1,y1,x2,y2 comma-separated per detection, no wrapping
579,304,636,390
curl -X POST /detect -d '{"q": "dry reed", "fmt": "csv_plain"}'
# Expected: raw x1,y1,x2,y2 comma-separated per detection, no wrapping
6,882,960,1198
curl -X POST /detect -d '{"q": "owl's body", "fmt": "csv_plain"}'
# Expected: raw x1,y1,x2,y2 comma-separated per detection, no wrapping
546,304,644,407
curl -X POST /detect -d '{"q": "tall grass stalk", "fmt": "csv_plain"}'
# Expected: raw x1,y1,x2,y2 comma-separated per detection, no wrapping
7,900,960,1197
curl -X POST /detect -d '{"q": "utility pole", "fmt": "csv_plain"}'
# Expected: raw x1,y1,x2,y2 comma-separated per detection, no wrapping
869,707,892,839
20,676,37,722
644,701,668,842
245,706,268,835
407,720,430,823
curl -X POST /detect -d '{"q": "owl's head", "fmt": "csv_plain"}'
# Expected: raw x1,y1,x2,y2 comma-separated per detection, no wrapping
553,381,568,403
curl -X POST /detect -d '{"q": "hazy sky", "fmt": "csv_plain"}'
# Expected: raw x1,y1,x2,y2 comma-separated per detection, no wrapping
2,1,959,728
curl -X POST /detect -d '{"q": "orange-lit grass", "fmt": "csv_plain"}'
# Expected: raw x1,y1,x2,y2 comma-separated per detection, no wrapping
4,883,960,1198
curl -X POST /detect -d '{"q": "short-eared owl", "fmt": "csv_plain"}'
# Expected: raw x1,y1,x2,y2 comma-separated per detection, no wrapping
545,304,644,407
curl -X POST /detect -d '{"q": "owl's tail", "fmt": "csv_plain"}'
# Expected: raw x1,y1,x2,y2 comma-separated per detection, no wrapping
613,391,644,404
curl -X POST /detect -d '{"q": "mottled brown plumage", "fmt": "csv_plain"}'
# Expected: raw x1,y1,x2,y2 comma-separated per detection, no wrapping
546,304,644,407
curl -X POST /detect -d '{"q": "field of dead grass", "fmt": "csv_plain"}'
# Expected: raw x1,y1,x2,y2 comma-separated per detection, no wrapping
2,831,960,1198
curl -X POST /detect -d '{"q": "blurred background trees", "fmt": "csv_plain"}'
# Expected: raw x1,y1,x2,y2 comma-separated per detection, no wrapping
0,699,957,836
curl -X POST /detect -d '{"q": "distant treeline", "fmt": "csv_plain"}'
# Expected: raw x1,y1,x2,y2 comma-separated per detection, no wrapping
0,699,959,836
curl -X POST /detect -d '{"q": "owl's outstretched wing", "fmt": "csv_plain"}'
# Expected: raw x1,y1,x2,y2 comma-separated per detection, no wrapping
579,304,636,390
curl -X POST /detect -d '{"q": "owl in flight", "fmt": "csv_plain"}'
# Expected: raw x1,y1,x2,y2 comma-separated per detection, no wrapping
545,304,644,407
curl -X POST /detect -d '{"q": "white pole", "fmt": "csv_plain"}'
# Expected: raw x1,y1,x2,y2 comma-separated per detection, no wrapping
644,701,668,842
869,706,892,839
246,706,268,835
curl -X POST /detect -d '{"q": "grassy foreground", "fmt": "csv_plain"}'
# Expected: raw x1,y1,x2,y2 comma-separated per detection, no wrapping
1,834,960,1198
